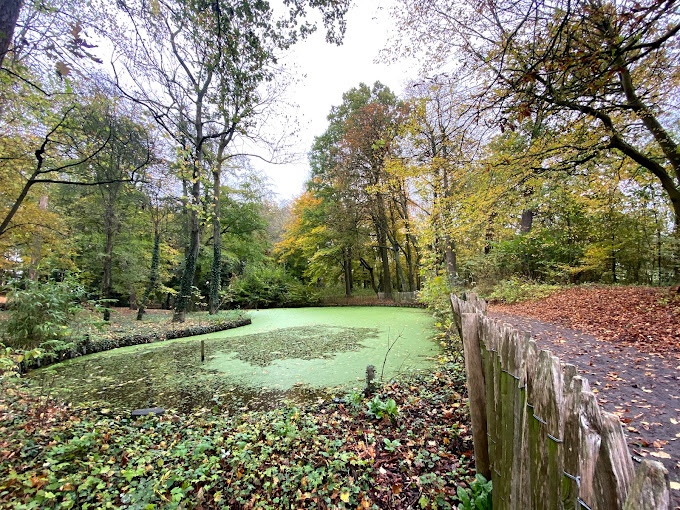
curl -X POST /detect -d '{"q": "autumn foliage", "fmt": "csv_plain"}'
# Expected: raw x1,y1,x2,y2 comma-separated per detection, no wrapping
491,286,680,354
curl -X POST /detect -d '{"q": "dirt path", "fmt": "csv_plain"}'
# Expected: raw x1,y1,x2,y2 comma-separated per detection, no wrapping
488,310,679,507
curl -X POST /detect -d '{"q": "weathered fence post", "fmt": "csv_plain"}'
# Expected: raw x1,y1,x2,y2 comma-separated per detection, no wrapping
461,312,491,479
623,459,671,510
365,365,376,396
450,292,671,510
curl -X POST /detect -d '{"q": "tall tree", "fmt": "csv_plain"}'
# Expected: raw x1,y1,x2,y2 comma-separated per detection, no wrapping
0,0,21,68
110,0,349,321
71,95,153,319
311,82,407,299
394,0,680,226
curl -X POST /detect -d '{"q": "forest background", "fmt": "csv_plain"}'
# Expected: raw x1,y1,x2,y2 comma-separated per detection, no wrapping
1,0,679,350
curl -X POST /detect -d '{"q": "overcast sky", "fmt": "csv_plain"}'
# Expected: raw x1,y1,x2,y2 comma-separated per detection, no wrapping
255,0,419,201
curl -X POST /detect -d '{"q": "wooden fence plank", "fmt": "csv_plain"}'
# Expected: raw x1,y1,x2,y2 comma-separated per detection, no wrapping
450,293,669,510
593,411,635,508
562,368,585,510
529,350,565,509
579,389,603,509
509,331,529,509
623,459,671,510
461,313,491,479
491,324,504,508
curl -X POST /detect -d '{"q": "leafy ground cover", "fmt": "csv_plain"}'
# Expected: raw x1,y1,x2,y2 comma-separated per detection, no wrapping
0,308,248,377
87,307,246,342
0,355,479,509
490,285,680,354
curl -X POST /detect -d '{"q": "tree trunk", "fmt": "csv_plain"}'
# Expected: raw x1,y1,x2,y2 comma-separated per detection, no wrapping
209,169,221,314
174,82,210,322
137,229,161,320
102,199,115,321
520,209,534,233
28,194,48,280
343,247,353,297
359,257,378,294
484,212,497,255
173,175,201,322
0,0,21,68
128,284,137,310
611,231,618,283
393,243,408,293
375,194,392,299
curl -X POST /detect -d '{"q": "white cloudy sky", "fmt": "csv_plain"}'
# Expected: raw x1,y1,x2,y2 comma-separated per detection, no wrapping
254,0,420,201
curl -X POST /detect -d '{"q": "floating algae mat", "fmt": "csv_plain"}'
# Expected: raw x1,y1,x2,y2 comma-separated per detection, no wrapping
28,307,440,413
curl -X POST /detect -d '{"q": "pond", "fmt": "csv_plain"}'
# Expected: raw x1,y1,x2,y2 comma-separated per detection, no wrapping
28,307,441,414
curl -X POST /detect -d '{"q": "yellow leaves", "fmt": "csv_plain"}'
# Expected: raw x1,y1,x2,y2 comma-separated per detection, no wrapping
339,491,350,503
649,451,671,459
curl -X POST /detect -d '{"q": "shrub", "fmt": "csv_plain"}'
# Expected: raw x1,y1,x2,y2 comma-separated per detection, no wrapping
225,264,319,308
2,276,86,349
419,274,458,325
366,395,399,423
484,277,562,304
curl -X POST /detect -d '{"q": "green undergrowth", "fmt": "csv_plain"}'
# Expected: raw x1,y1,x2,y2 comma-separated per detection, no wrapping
1,309,247,376
0,355,479,509
479,278,564,304
85,308,246,345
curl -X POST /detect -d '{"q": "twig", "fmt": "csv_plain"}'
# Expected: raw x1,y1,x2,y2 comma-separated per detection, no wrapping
380,328,404,382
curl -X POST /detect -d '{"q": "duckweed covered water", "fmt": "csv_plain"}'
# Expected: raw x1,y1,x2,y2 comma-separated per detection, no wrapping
28,307,440,413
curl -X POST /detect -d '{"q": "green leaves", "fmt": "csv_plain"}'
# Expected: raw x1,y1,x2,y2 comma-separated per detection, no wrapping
455,474,492,510
2,275,85,349
1,354,477,508
366,395,399,423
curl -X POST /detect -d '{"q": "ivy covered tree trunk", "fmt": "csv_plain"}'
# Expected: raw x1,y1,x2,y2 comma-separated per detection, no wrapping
209,169,221,315
173,171,201,323
102,198,116,322
137,230,161,321
343,246,352,297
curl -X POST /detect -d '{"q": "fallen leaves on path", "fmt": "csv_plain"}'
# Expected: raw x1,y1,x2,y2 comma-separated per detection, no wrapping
491,286,680,355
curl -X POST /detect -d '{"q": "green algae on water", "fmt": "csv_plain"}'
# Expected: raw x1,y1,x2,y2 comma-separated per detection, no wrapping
214,325,378,366
28,307,440,413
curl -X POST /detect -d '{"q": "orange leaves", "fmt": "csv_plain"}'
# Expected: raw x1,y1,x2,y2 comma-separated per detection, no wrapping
492,286,680,354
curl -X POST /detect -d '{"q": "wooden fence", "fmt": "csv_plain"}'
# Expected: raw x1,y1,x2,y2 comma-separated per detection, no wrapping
451,293,672,510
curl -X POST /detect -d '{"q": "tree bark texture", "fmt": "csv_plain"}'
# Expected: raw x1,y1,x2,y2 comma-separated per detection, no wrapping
137,230,161,320
209,169,221,315
173,176,201,323
0,0,21,68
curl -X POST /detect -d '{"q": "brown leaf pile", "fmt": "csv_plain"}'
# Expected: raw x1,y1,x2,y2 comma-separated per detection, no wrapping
490,286,680,354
